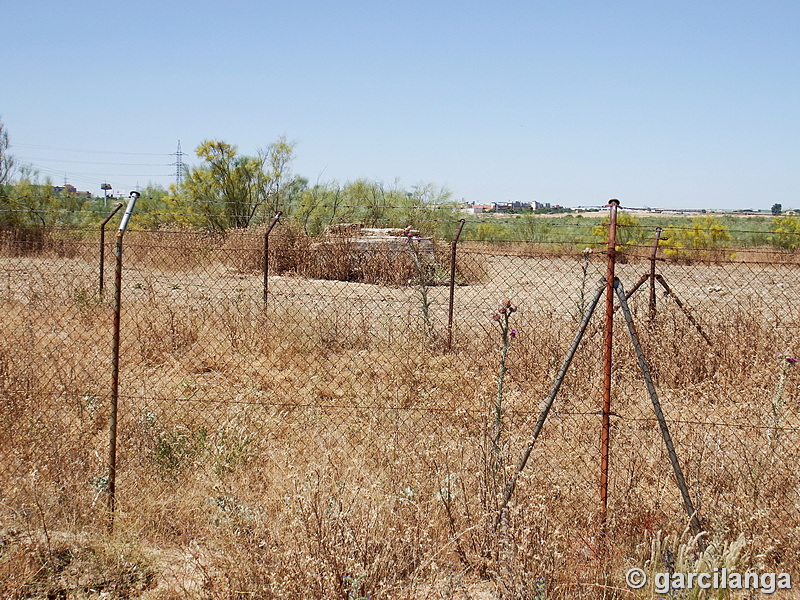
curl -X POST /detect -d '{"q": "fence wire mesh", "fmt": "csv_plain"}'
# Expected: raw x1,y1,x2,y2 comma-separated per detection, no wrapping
1,213,799,598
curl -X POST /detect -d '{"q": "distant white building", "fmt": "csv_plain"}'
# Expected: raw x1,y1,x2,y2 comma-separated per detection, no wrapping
461,204,492,214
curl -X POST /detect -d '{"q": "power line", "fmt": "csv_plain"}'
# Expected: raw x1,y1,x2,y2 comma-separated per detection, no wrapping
13,142,171,156
18,156,172,167
14,141,181,192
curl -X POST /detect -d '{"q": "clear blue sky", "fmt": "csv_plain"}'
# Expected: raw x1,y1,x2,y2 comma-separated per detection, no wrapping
2,0,798,210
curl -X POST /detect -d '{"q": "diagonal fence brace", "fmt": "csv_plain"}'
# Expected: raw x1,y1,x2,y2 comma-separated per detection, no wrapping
614,278,703,536
497,277,704,539
496,278,607,528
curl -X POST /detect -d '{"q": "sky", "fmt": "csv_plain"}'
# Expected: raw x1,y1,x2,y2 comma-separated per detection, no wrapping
2,0,798,210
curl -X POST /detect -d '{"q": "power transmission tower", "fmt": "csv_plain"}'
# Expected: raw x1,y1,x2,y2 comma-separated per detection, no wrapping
172,140,185,187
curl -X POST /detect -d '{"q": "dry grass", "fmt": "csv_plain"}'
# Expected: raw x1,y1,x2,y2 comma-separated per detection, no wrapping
1,231,799,599
220,223,489,286
0,526,154,598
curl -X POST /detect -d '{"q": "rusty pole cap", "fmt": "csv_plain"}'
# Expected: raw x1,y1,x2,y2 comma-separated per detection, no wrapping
608,198,620,207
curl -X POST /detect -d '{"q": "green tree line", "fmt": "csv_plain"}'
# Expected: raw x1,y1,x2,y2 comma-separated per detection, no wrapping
1,118,798,249
0,121,459,237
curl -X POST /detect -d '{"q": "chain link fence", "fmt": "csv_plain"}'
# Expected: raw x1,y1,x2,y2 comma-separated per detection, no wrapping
1,209,799,598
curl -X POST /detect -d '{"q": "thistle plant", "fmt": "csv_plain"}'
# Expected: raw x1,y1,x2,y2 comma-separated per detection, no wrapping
343,574,369,600
576,247,592,319
402,225,434,337
769,353,796,443
491,299,517,470
531,575,547,600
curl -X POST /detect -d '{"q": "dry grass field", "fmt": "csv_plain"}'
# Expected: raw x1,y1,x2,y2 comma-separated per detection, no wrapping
1,228,799,598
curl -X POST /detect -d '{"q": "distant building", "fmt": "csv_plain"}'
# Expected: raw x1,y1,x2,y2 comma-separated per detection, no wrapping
491,201,532,211
461,204,493,214
53,184,78,195
462,201,536,213
53,184,93,198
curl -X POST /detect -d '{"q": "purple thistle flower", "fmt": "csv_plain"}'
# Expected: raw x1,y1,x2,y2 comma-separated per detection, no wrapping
510,329,517,339
786,357,798,364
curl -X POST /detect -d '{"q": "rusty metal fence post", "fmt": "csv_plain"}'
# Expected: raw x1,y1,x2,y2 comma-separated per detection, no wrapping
107,191,139,531
99,202,124,295
263,212,282,306
447,219,466,351
599,199,620,536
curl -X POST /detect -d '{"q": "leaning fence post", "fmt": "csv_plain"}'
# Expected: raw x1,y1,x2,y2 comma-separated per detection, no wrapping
447,219,466,351
99,203,124,295
263,212,282,306
614,278,703,536
107,191,139,532
599,199,620,537
648,227,663,321
497,278,606,528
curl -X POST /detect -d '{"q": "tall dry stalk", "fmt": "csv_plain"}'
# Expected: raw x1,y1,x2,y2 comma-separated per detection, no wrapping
491,299,517,473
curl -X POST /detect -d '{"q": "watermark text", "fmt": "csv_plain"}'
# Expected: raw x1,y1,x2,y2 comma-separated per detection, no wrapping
625,568,792,595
